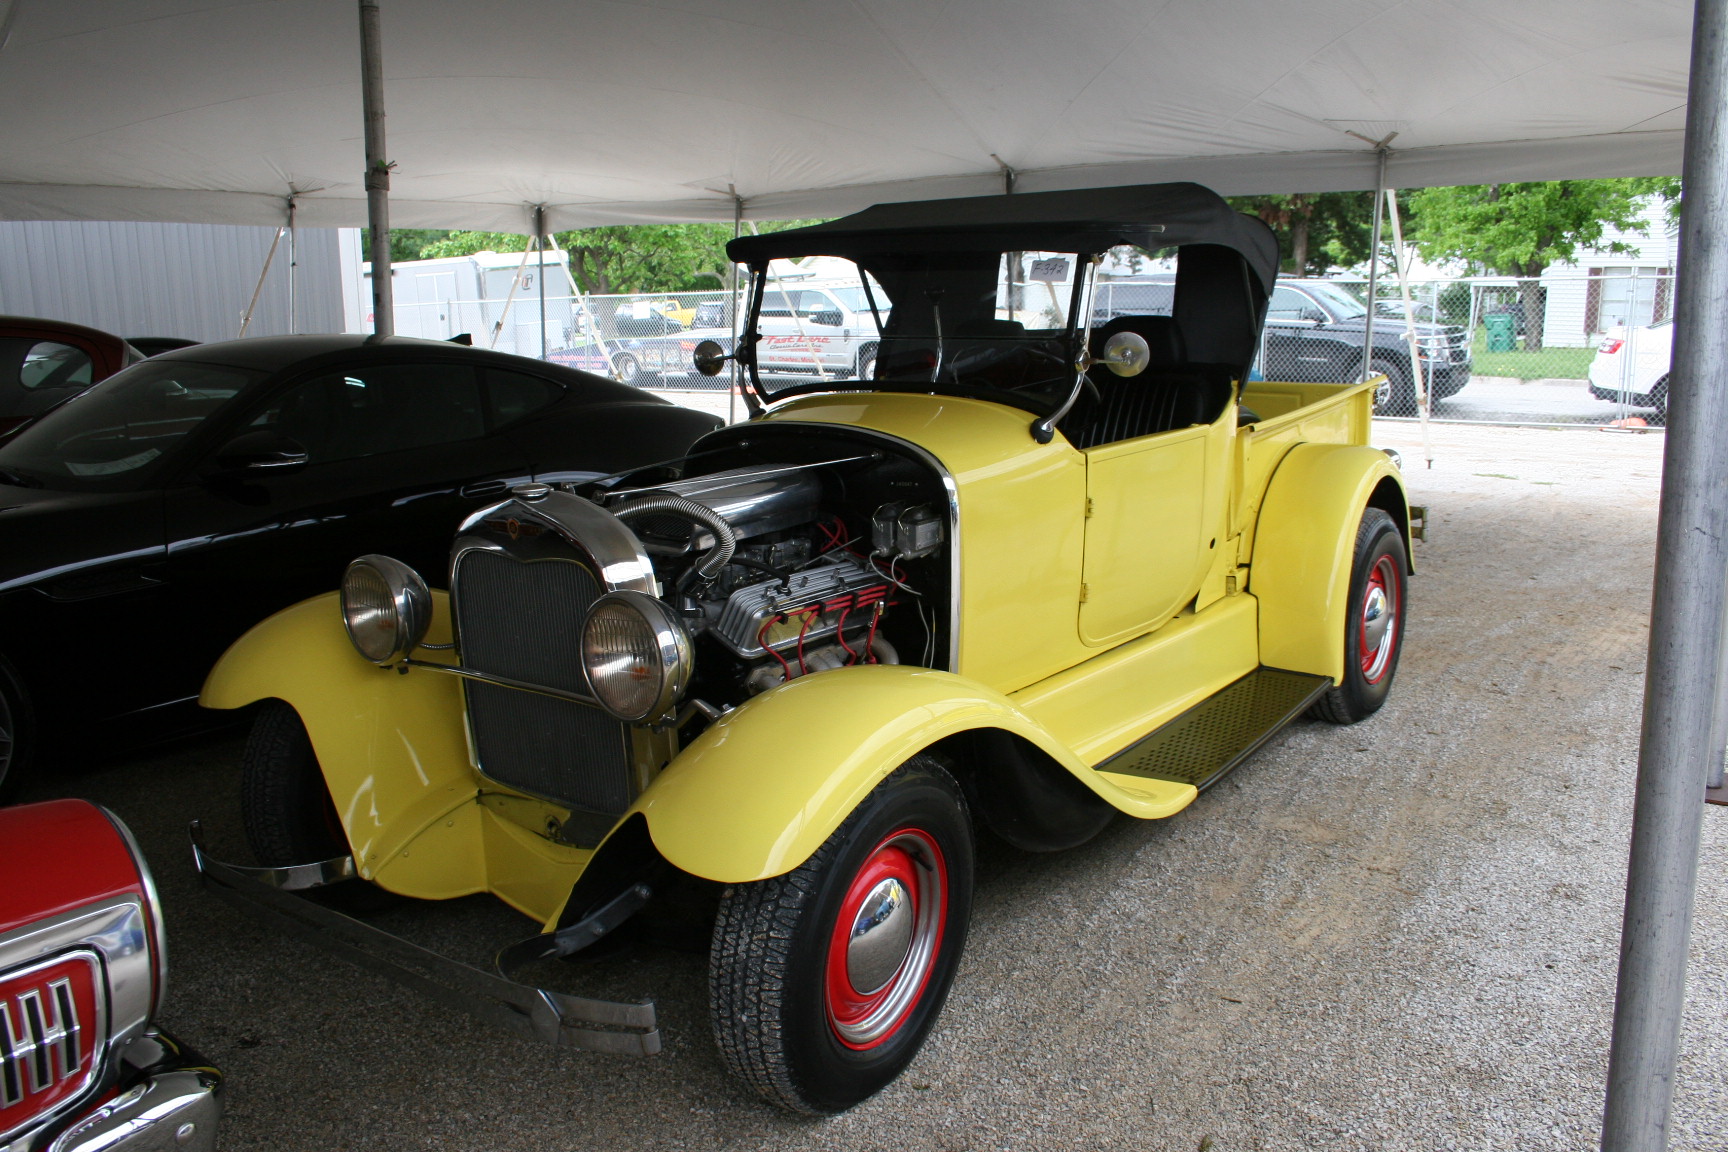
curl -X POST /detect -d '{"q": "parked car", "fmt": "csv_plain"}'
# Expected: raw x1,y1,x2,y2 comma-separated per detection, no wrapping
690,298,730,329
0,316,145,440
1587,318,1672,424
0,334,721,798
0,798,221,1149
611,297,692,336
194,183,1410,1115
1261,279,1472,416
752,282,887,380
549,328,734,386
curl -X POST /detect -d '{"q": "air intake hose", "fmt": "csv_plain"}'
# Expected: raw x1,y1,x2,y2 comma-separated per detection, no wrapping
611,493,737,580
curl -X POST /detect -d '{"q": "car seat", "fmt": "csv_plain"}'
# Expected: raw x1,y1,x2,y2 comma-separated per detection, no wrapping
1060,315,1235,449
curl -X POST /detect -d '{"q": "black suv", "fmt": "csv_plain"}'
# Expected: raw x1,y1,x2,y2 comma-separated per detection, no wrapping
1095,277,1470,415
1263,279,1471,415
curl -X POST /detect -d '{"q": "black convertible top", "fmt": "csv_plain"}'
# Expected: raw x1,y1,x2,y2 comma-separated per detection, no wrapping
728,182,1279,293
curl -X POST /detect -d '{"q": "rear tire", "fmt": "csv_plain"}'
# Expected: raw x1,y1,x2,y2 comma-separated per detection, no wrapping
1311,508,1407,724
709,756,973,1114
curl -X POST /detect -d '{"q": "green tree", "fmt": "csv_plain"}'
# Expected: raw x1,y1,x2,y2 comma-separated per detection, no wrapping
389,229,454,263
1406,179,1670,349
1228,192,1375,276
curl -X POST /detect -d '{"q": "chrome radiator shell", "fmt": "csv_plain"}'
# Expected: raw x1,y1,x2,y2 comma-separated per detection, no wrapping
447,492,654,832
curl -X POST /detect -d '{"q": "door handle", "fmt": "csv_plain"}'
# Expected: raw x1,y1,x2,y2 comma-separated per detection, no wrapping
460,479,509,499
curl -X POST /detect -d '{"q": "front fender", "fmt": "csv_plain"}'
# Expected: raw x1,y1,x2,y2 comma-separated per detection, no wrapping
629,664,1189,884
200,592,493,899
1249,443,1407,682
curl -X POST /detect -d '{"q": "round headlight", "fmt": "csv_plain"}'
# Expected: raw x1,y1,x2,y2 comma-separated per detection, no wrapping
581,590,693,722
340,554,431,665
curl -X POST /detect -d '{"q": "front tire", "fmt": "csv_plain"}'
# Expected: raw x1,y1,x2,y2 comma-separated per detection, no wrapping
0,658,34,804
709,756,974,1114
241,700,393,909
612,352,641,385
1369,356,1415,417
1311,508,1407,724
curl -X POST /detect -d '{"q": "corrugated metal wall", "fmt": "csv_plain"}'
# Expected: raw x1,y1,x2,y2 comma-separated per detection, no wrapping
0,221,350,342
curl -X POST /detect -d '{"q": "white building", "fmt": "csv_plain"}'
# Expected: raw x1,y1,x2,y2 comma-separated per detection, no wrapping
1539,198,1677,347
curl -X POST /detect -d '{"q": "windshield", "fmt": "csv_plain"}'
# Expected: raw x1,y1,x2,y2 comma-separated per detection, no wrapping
746,250,1112,411
1303,281,1370,320
0,359,261,490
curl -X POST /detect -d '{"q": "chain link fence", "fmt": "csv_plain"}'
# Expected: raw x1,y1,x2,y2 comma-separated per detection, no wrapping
1260,272,1675,427
389,268,1676,429
392,287,744,389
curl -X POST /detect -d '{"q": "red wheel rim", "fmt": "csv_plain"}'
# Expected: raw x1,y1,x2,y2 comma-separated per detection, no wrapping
824,828,947,1050
1359,554,1401,684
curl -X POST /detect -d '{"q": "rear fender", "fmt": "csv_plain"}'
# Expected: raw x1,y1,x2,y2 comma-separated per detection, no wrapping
628,664,1190,884
1249,444,1408,682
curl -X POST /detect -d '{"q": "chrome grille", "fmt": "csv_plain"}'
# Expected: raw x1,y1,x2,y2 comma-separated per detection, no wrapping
452,548,633,822
0,951,102,1143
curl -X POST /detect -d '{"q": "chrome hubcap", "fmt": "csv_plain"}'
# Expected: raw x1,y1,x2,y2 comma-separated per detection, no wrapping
847,877,913,995
1359,556,1400,684
825,829,948,1050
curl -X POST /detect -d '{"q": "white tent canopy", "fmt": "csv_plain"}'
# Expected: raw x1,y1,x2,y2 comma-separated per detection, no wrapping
0,0,1690,232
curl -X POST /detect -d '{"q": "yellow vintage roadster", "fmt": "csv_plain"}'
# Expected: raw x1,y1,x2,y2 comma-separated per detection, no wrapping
193,182,1411,1114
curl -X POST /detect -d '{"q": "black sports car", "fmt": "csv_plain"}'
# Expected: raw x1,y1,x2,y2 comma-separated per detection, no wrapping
0,334,721,797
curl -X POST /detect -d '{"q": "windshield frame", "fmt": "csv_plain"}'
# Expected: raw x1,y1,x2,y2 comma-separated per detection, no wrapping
739,250,1098,417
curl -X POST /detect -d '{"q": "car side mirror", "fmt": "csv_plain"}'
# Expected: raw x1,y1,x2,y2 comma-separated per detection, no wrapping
214,430,309,472
692,339,732,377
1097,331,1150,377
808,309,843,327
1302,308,1328,325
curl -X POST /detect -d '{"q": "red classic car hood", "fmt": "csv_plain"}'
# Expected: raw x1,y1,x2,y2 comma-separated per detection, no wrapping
0,799,146,938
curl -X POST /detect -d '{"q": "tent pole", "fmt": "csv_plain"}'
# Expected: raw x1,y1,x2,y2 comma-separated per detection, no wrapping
535,205,548,361
236,226,285,338
1360,147,1388,386
729,188,742,426
359,0,393,337
286,195,298,334
1601,0,1728,1146
1382,189,1433,469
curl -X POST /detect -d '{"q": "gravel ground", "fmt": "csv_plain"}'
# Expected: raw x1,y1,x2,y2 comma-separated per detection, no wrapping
23,420,1727,1151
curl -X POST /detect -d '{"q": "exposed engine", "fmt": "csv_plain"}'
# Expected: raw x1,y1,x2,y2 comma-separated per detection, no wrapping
601,451,947,707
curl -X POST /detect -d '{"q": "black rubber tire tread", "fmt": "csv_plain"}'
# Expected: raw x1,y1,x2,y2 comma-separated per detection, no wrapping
1311,508,1407,724
241,700,401,912
0,657,34,805
709,755,973,1114
240,699,348,866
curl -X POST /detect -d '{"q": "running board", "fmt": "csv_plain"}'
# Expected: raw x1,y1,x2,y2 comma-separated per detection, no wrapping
1096,667,1331,792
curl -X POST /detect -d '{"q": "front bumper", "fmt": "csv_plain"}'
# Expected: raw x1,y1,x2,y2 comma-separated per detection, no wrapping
12,1031,222,1152
189,827,660,1057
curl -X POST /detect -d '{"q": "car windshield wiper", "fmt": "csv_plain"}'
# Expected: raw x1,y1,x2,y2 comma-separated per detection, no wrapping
0,467,43,488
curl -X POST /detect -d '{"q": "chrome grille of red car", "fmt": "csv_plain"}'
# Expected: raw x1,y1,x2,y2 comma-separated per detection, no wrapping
0,950,104,1143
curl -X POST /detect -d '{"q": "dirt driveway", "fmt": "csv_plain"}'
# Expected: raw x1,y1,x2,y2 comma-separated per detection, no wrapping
24,421,1725,1151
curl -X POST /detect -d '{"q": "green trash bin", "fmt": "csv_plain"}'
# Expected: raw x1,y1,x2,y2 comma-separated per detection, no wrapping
1484,311,1517,352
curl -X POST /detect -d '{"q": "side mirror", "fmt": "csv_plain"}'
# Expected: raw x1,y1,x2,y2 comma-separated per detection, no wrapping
214,429,309,472
809,309,843,327
1097,331,1151,377
1301,308,1329,325
692,339,731,377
